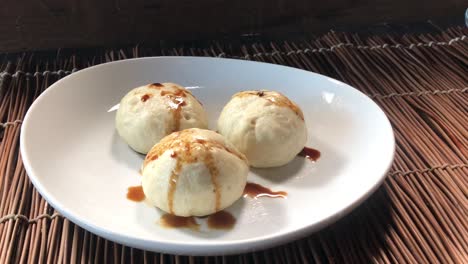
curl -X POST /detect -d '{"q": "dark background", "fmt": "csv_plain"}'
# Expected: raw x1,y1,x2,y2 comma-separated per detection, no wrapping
0,0,465,52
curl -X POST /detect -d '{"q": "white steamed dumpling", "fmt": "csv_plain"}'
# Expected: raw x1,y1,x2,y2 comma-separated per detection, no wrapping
115,83,208,154
218,90,307,168
141,128,249,217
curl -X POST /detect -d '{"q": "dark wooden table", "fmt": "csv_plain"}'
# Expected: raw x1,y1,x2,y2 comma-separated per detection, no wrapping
0,0,465,52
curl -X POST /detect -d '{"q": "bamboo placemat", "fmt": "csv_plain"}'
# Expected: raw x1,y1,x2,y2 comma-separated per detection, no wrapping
0,26,467,263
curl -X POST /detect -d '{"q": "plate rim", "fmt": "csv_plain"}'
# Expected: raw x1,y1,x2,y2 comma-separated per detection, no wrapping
20,56,395,255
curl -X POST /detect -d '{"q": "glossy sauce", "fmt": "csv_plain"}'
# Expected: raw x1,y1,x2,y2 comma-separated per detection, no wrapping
170,99,186,132
160,87,188,132
243,182,287,199
161,89,187,97
298,147,321,161
147,83,193,133
206,211,236,230
126,185,145,202
159,214,199,230
141,94,151,102
150,83,164,88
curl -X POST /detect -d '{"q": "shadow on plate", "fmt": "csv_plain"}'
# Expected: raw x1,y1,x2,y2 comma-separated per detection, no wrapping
110,130,145,171
250,157,306,183
251,137,347,188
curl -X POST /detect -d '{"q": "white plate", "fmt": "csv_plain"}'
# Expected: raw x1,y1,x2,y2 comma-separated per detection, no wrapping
21,57,394,255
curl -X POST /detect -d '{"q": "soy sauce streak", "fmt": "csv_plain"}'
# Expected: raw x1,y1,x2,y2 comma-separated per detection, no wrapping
168,160,183,214
206,211,236,230
298,147,321,161
243,182,287,199
141,94,151,102
159,214,199,230
127,186,145,202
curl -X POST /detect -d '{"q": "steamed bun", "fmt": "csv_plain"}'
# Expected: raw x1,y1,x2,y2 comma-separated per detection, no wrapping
217,90,307,168
141,128,248,217
115,83,208,154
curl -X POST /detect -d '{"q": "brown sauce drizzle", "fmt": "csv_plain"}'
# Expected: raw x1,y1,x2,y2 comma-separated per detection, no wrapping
167,159,183,214
159,214,199,230
140,94,151,102
234,90,304,120
243,182,287,199
298,147,321,161
169,99,186,132
206,211,236,230
161,89,187,97
127,185,145,202
158,85,189,133
204,152,221,211
146,83,196,133
150,83,164,88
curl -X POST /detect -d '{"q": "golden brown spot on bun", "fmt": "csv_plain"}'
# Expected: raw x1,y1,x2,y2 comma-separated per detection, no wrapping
234,90,304,120
160,89,187,97
143,129,246,168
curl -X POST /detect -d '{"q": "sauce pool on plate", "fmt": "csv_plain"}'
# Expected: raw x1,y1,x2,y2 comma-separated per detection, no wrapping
126,185,145,202
206,211,236,230
298,147,321,161
159,214,199,230
243,182,287,199
159,211,236,230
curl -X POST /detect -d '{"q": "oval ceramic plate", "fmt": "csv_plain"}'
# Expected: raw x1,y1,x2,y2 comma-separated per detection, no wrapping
21,57,394,255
